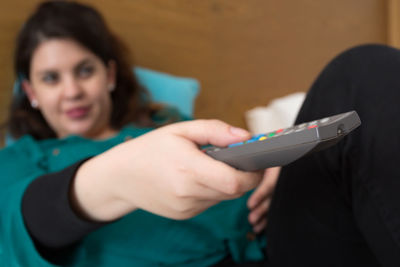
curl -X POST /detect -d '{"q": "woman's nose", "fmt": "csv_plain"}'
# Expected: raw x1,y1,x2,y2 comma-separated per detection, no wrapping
62,77,84,99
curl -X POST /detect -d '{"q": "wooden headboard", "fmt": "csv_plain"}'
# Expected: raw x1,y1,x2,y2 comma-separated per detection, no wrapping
0,0,392,134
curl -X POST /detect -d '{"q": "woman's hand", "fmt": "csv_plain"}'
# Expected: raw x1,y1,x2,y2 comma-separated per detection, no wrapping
247,167,281,233
71,120,264,222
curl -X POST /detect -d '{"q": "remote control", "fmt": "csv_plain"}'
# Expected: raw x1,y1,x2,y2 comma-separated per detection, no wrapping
204,111,361,171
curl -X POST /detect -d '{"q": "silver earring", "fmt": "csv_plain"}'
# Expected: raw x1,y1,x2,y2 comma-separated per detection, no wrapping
31,99,39,108
108,84,115,92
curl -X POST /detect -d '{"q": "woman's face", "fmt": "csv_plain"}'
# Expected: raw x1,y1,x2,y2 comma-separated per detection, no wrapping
24,38,116,139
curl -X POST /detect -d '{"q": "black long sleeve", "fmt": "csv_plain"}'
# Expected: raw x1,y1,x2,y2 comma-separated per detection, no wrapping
22,159,109,262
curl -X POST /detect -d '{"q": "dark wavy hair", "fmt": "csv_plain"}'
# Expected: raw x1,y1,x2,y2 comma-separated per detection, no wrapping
6,1,162,140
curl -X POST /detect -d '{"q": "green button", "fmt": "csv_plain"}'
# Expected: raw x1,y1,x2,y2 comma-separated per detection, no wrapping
268,132,276,137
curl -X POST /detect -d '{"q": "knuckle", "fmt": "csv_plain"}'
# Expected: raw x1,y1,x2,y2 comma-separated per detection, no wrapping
173,166,193,198
224,179,242,195
172,181,189,198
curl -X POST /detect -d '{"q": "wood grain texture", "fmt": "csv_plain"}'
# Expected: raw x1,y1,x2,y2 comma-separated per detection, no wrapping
0,1,42,125
0,0,387,131
388,0,400,47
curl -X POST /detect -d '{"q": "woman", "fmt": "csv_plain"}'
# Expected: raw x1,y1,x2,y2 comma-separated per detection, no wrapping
0,1,276,266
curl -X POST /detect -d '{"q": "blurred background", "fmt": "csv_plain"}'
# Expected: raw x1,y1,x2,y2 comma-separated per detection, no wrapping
1,0,399,136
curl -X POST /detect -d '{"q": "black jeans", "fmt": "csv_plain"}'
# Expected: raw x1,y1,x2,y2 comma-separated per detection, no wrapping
266,44,400,267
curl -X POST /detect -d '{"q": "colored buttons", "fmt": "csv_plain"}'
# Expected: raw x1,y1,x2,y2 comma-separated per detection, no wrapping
227,133,269,148
284,129,294,135
252,133,266,139
320,118,330,123
228,141,244,148
297,123,307,129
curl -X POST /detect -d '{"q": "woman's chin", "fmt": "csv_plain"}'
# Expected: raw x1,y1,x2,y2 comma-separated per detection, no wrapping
57,117,112,139
62,123,95,138
67,126,114,140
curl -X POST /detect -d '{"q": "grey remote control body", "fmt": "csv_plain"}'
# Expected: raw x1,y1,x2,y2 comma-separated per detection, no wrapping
204,111,361,171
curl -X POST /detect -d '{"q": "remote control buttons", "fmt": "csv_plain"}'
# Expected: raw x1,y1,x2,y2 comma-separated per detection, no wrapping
294,123,308,132
245,139,256,144
228,134,269,148
227,127,296,148
273,129,284,137
228,141,244,148
253,133,266,139
297,123,307,129
283,128,294,135
320,117,330,123
248,134,266,143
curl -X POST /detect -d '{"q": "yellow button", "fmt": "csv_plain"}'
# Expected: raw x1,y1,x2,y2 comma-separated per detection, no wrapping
259,136,267,141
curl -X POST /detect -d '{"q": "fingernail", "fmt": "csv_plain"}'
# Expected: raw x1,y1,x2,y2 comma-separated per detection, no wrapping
230,126,249,137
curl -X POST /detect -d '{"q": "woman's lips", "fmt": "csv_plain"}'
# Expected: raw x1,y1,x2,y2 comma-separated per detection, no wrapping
65,107,90,119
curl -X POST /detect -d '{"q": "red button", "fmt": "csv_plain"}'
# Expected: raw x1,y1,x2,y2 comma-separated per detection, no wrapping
276,129,284,133
308,125,317,129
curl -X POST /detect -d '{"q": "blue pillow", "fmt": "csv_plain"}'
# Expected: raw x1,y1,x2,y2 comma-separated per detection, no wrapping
6,68,200,146
134,67,200,117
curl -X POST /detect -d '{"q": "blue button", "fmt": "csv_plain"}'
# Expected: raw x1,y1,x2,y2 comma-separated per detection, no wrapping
228,142,244,148
252,133,265,139
245,139,256,144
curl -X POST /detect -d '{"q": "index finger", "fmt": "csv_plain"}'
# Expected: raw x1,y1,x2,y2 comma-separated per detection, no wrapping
192,151,264,196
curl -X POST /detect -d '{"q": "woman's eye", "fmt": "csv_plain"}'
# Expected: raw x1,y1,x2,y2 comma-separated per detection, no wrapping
42,72,59,84
78,65,94,78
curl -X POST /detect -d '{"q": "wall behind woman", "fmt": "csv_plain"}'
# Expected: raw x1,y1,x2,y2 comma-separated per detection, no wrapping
0,0,390,134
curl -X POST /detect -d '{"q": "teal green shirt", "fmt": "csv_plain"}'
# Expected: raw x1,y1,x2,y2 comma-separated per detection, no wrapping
0,125,265,266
